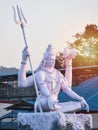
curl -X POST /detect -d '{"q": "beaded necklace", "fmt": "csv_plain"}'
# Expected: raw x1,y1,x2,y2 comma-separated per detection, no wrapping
42,68,60,94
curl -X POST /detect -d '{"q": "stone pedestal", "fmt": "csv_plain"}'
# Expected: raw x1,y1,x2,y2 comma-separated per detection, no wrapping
17,112,92,130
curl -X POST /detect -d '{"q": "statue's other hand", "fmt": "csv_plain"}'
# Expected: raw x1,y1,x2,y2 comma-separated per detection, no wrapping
47,96,56,110
22,46,30,63
63,48,76,59
80,97,89,112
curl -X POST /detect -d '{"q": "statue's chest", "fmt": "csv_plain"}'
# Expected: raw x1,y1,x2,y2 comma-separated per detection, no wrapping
45,71,60,93
45,72,58,83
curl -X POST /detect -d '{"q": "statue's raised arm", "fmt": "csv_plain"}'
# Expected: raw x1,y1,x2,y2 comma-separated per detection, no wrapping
63,47,76,87
18,47,34,87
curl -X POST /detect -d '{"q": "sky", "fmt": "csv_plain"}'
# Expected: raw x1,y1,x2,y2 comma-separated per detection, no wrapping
0,0,98,70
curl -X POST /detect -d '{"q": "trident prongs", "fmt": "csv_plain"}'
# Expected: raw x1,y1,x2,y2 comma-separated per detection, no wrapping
12,5,27,26
20,8,27,24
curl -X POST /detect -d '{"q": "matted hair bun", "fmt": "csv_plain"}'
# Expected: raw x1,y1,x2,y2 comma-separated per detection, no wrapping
43,44,55,59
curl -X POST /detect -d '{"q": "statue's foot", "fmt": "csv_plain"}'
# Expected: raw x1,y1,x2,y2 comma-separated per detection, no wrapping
54,104,61,110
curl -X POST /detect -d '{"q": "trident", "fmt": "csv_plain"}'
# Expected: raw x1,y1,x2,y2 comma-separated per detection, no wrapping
12,5,42,112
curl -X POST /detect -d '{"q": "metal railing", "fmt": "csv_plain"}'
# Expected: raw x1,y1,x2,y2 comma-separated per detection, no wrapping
0,65,98,102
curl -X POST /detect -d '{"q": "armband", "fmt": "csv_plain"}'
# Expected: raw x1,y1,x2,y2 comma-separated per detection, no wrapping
66,65,72,67
21,61,27,65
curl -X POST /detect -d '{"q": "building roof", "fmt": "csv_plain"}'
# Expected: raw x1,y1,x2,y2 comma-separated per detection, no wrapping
58,76,98,112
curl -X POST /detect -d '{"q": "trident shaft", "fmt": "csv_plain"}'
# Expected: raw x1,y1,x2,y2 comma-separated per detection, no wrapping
12,5,42,112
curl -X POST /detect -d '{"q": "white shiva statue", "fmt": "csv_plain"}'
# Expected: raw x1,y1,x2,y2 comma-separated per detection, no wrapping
18,44,89,112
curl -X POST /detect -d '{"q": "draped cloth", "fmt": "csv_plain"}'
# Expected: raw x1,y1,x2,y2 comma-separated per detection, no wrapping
17,102,93,130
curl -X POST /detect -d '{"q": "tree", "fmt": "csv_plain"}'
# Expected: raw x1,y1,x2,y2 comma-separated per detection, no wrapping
55,24,98,68
55,52,65,69
73,24,98,66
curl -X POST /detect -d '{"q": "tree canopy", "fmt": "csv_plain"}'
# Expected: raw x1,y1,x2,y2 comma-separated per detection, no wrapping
55,24,98,69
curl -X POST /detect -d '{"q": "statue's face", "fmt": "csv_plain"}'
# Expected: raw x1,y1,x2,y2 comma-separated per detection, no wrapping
46,56,55,68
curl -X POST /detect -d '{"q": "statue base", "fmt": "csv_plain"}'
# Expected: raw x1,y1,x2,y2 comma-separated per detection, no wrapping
17,112,93,130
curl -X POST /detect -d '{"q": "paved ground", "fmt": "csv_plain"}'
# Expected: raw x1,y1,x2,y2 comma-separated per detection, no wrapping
92,114,98,129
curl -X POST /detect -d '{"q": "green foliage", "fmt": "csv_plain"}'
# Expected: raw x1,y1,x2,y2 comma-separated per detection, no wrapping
55,24,98,68
55,52,65,69
74,24,98,66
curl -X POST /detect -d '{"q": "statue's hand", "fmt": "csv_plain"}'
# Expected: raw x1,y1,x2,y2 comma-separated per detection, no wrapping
22,46,30,63
47,96,56,110
80,97,89,112
63,48,76,59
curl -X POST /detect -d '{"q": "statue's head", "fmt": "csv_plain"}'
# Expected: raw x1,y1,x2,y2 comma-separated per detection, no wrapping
42,44,56,68
36,44,56,71
43,44,55,60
